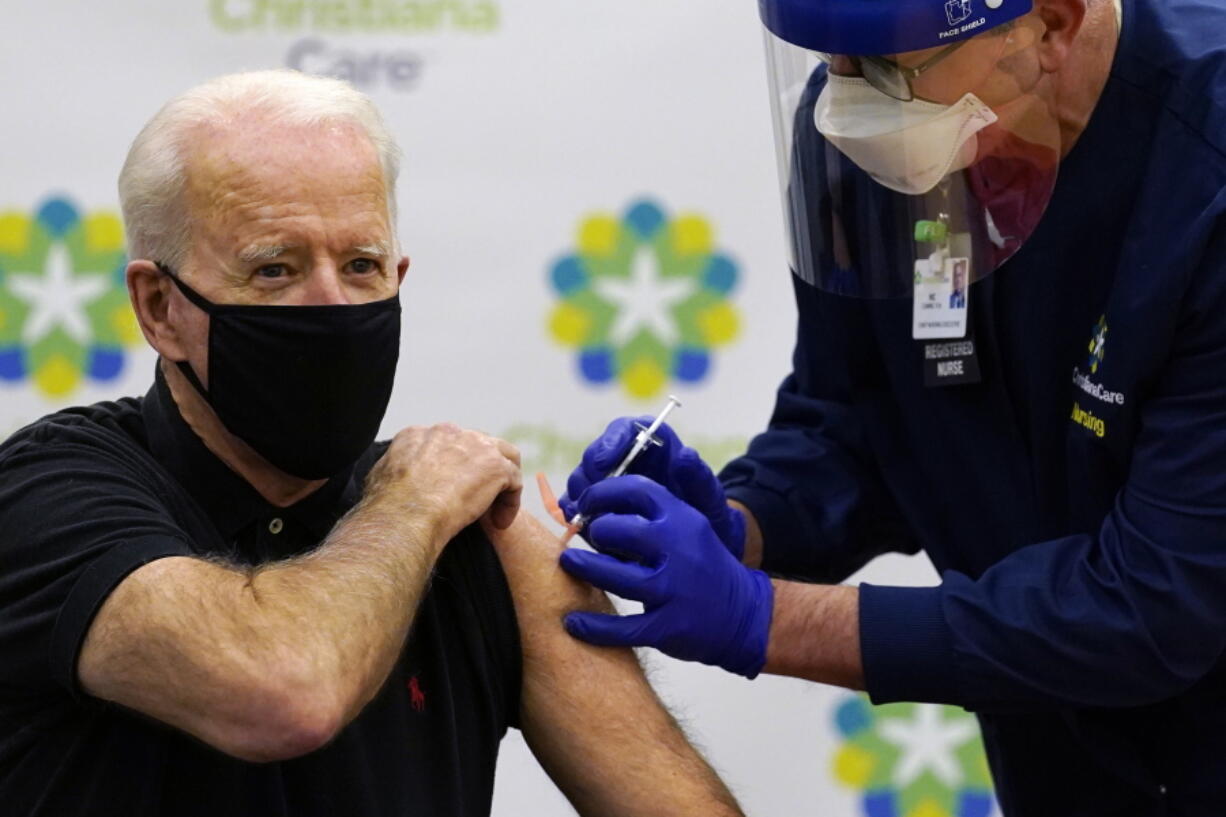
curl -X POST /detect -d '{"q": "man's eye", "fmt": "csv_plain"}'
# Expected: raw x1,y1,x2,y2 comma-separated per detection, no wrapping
348,258,380,275
256,264,288,279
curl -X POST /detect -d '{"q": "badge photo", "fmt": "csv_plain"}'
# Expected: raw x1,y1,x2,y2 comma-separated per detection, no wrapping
913,254,970,340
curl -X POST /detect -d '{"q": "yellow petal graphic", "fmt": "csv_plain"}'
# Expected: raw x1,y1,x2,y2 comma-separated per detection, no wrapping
35,355,80,397
623,357,666,399
833,745,875,787
578,215,620,258
671,215,713,256
905,798,951,817
110,306,141,345
549,303,590,346
699,303,740,346
84,213,126,253
0,213,31,255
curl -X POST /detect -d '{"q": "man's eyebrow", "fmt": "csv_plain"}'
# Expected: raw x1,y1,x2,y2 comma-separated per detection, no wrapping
235,241,394,263
350,241,394,258
237,244,296,263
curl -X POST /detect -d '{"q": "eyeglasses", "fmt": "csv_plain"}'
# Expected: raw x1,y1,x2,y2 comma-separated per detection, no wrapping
818,41,968,102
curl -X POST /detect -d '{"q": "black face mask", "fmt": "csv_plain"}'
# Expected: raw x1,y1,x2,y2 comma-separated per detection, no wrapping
159,264,401,480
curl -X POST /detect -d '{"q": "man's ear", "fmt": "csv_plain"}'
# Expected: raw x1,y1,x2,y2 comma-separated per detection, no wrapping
396,255,410,285
1035,0,1088,72
127,260,189,361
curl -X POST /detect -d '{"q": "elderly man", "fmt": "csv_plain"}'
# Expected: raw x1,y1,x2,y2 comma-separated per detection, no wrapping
0,71,742,816
558,0,1226,814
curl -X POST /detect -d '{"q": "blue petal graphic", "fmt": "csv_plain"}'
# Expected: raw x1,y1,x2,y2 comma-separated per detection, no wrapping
864,790,898,817
703,255,738,294
37,197,79,238
674,347,709,382
579,347,615,384
551,256,587,296
0,347,26,381
957,790,995,817
87,347,126,381
835,696,873,737
625,200,665,240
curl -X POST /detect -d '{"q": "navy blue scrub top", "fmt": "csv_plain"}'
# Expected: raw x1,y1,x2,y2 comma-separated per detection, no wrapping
721,0,1226,813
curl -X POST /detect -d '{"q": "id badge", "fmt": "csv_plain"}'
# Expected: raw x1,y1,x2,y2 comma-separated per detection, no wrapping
913,256,970,340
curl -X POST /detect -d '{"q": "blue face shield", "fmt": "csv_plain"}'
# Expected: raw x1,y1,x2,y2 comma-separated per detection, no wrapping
759,0,1072,303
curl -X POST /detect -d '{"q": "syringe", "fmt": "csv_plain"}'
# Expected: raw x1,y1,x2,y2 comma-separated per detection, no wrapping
560,395,682,545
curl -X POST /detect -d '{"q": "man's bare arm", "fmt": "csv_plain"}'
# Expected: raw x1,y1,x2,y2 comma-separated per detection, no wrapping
79,424,521,763
485,513,743,817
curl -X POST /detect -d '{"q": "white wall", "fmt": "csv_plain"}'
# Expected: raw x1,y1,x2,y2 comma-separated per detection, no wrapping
0,3,994,815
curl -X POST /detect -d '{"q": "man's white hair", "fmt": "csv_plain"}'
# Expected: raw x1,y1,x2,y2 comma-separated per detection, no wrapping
118,69,401,269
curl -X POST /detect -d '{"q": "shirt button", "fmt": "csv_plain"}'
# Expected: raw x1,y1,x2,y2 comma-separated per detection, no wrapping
269,518,284,535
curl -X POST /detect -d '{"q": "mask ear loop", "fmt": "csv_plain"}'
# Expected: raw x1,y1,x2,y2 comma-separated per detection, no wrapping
155,262,214,400
156,262,217,314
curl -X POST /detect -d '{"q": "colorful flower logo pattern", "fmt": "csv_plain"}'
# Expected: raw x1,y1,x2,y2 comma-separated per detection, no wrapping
0,197,139,397
834,695,997,817
548,199,740,400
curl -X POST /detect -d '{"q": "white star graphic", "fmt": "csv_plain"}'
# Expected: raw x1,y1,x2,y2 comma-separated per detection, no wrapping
7,242,110,345
591,246,696,346
877,705,978,788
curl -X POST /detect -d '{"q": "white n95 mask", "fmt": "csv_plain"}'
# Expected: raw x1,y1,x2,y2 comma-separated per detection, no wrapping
814,73,999,196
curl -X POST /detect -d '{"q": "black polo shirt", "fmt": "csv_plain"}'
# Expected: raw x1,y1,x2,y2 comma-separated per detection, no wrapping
0,369,522,816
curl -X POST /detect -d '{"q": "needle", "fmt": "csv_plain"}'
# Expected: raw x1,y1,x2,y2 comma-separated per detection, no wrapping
563,395,682,543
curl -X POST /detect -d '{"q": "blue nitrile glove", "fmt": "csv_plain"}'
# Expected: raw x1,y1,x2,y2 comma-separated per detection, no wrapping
559,417,747,561
559,475,773,678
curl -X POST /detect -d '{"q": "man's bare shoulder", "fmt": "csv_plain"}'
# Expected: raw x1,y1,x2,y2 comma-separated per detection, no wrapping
482,512,611,625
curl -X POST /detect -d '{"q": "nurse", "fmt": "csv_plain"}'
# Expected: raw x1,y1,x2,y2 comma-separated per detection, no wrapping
558,0,1226,812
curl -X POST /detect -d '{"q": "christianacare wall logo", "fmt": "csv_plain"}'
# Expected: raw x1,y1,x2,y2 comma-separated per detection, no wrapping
547,198,741,400
0,197,140,397
209,0,503,92
833,695,997,817
208,0,500,33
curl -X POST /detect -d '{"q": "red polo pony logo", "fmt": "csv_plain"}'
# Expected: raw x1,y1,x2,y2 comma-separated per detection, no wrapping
407,676,426,712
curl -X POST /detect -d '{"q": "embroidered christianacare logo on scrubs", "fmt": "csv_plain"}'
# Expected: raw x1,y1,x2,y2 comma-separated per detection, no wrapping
833,695,998,817
547,199,741,400
0,197,140,397
1087,315,1108,374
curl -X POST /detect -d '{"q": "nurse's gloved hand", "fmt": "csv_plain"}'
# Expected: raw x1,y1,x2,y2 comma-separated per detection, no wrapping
559,417,747,561
559,476,773,679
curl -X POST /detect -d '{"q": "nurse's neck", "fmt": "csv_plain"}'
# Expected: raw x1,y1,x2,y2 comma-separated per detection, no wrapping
1053,0,1122,158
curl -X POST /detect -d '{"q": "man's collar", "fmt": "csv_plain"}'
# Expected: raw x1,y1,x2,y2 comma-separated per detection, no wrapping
142,364,361,544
